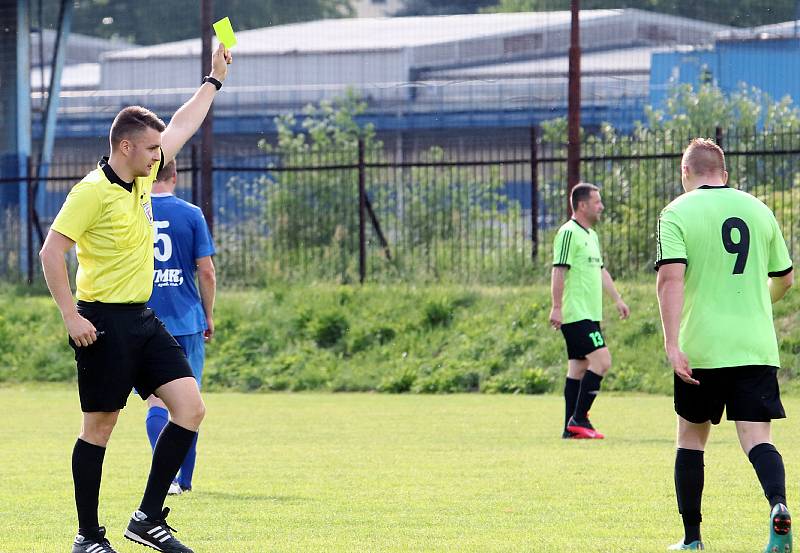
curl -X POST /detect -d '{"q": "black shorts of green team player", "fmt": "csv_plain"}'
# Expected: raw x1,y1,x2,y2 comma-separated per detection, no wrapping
69,301,194,412
560,319,607,360
674,365,786,424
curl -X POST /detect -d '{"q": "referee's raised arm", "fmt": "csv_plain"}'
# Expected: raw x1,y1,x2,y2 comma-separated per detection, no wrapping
161,43,232,162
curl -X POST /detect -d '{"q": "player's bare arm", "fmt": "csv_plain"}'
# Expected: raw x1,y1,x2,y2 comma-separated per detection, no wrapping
197,256,216,341
39,230,97,347
161,44,232,162
549,265,567,330
656,263,697,385
768,270,794,303
601,268,630,319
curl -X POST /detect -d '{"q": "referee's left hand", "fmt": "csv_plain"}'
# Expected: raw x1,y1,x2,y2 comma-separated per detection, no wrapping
210,44,232,83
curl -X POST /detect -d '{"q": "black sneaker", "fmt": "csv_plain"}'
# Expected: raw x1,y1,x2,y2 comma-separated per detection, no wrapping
72,526,118,553
123,508,194,552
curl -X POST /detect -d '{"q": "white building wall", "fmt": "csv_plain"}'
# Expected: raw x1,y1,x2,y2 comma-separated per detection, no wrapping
102,50,408,90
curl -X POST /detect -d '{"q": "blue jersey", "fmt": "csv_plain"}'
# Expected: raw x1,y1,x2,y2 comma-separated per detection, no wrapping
147,194,215,336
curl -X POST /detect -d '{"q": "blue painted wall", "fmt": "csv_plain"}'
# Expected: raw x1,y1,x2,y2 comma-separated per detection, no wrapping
650,37,800,110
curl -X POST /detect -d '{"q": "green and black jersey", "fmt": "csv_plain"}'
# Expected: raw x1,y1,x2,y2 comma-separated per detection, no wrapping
656,185,792,369
553,219,604,324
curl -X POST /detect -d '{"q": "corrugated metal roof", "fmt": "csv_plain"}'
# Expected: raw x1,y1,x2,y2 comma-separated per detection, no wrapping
425,46,661,79
753,20,800,36
31,29,134,66
103,10,623,59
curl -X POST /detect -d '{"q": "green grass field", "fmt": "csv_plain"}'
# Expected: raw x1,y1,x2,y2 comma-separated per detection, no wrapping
2,386,798,552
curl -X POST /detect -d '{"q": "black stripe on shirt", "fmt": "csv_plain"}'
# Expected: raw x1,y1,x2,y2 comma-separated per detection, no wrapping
559,231,572,265
768,266,793,277
656,217,663,262
654,258,688,271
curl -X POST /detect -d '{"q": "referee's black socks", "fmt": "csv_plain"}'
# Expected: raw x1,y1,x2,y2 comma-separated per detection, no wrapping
749,442,787,508
139,422,198,519
573,370,603,421
73,438,106,533
675,448,704,544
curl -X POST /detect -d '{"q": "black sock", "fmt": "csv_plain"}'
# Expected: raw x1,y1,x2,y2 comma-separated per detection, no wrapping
675,448,704,544
573,370,603,421
73,439,106,532
749,443,787,508
139,422,198,519
564,377,580,430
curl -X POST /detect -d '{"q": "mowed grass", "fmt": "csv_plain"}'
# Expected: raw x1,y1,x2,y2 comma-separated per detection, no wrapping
1,386,798,552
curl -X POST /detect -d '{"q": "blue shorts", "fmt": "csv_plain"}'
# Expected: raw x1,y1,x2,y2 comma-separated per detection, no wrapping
175,332,205,388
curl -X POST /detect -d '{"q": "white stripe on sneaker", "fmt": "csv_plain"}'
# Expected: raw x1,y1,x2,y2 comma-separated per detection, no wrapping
124,529,165,551
147,526,162,535
153,529,168,540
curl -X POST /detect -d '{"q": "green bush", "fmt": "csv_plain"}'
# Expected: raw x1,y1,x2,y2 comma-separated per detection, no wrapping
412,363,482,393
483,368,552,395
6,282,800,395
423,300,454,328
378,367,418,393
311,312,349,348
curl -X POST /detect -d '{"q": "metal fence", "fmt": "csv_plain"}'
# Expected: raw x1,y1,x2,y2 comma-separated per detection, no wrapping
2,127,800,285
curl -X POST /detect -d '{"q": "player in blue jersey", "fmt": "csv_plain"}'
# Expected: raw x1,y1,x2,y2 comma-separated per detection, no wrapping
146,159,216,495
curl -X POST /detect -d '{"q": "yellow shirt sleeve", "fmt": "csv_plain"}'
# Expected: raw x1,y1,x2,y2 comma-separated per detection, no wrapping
51,180,102,242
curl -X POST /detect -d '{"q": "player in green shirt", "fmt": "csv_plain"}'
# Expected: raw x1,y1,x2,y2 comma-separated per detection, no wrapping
550,183,630,440
656,139,794,552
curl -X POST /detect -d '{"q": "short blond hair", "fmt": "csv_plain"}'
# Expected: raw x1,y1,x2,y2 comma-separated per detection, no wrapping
683,138,726,177
156,159,176,182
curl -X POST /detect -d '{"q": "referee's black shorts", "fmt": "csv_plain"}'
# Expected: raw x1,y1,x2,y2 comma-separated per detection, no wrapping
69,301,194,412
560,319,606,360
674,365,786,424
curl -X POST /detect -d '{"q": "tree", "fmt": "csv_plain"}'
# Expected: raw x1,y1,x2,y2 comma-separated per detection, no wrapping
41,0,353,45
485,0,797,28
537,83,800,276
395,0,497,16
234,92,523,283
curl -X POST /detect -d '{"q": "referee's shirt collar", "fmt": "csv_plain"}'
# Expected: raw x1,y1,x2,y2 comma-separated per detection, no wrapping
99,157,134,192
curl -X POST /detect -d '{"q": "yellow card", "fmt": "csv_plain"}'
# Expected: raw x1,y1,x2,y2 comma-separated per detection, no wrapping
213,17,237,49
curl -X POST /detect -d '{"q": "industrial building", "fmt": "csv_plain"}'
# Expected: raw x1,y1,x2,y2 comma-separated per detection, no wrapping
46,9,729,149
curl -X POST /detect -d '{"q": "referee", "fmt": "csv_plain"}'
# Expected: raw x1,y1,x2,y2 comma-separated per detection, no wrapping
40,45,231,553
656,139,793,551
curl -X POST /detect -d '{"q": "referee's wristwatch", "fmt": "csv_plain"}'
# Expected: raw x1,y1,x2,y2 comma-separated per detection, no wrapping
202,76,222,90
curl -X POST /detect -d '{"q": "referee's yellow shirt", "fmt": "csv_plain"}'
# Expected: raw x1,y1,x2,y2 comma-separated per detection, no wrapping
51,154,162,303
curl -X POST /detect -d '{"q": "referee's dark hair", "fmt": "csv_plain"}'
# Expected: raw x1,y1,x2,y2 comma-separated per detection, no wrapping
110,106,166,148
156,159,177,183
571,182,600,211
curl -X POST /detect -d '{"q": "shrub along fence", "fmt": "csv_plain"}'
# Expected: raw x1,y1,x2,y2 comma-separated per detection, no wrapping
1,127,799,285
